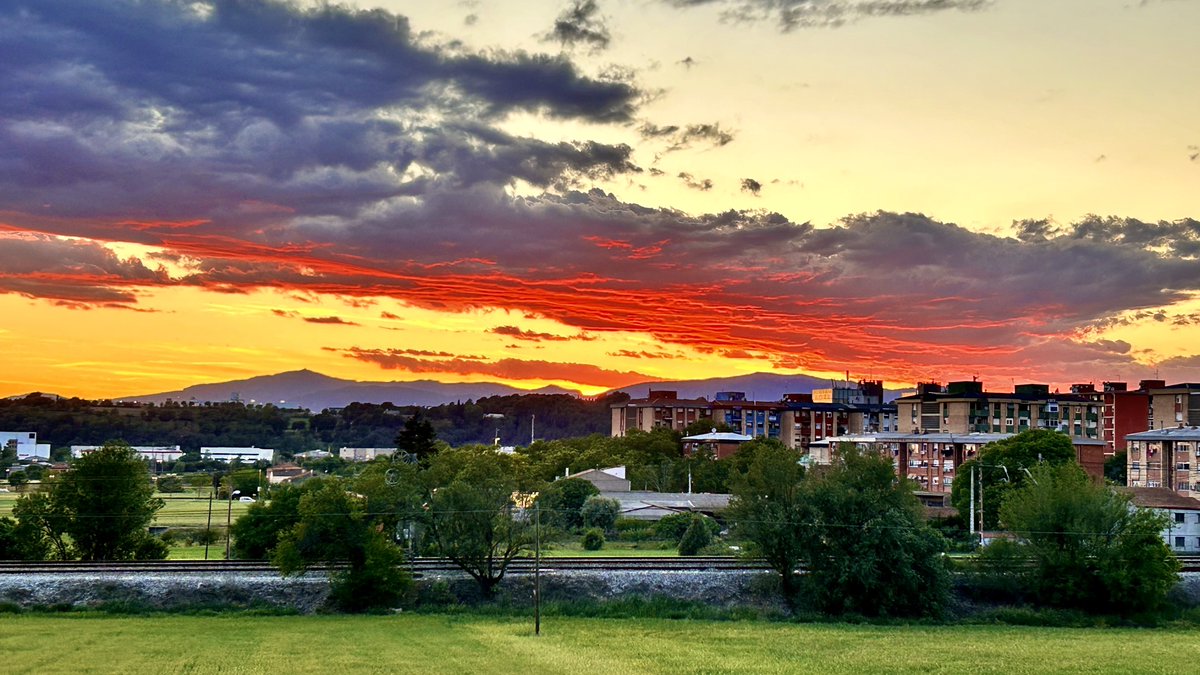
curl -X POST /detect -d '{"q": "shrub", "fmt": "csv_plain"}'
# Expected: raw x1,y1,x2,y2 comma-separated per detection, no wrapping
677,515,711,556
581,528,605,551
613,518,654,542
580,496,620,532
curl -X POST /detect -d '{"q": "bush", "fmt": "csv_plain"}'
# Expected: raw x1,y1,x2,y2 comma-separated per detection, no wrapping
581,528,605,551
613,518,654,542
677,515,712,556
580,496,620,532
157,476,185,493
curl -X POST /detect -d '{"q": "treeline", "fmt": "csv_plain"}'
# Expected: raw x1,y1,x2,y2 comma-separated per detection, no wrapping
0,392,629,458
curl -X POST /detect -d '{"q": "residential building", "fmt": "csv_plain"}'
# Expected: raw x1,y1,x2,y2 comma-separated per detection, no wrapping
610,390,710,436
681,431,753,460
71,445,183,463
893,380,1102,441
266,463,312,484
1100,380,1160,456
820,431,1107,496
1149,383,1200,430
1124,487,1200,554
1126,427,1200,498
338,447,396,462
1,431,50,460
200,446,275,463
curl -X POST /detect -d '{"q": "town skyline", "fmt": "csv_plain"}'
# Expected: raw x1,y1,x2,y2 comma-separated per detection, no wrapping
3,0,1199,399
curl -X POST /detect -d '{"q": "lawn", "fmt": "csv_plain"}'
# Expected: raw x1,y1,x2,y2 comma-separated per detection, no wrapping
1,614,1198,674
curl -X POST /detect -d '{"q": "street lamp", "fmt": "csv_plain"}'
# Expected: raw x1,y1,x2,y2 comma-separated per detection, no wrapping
225,489,241,560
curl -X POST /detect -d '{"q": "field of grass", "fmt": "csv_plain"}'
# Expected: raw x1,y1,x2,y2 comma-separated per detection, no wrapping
2,614,1199,674
540,540,679,557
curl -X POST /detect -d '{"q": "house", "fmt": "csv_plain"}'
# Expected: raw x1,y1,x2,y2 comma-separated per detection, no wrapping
266,463,312,485
681,431,753,460
200,446,275,463
565,467,631,492
1124,486,1200,554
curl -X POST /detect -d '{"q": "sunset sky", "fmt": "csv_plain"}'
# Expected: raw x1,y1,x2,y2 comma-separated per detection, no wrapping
2,0,1199,399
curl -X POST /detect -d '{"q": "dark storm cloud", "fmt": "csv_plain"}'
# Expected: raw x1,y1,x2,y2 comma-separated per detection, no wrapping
0,0,639,220
545,0,612,51
661,0,991,31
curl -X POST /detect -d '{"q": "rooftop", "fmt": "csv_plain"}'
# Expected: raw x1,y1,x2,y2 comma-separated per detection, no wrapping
1122,487,1200,510
1126,427,1200,441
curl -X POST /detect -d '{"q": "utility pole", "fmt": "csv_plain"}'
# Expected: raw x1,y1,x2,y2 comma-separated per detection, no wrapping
535,501,542,636
204,492,213,560
530,414,535,445
969,465,975,538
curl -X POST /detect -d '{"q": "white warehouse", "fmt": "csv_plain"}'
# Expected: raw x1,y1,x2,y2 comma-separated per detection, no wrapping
200,446,275,463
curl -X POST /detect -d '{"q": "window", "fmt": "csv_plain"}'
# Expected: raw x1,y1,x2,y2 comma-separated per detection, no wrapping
1175,536,1186,548
1176,513,1186,524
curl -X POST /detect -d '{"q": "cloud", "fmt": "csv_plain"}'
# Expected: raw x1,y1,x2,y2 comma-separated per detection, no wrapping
545,0,612,52
678,172,714,191
608,349,680,359
0,232,169,306
662,0,991,31
304,316,358,326
335,347,651,388
639,121,735,152
490,325,595,341
741,178,763,194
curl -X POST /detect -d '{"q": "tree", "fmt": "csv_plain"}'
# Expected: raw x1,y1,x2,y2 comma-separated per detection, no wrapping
795,446,949,617
275,478,411,612
1105,450,1127,485
727,443,809,596
156,475,185,493
7,472,28,489
231,480,323,559
14,442,165,561
535,477,598,531
396,410,440,462
580,495,620,532
581,528,605,551
0,516,49,560
994,463,1179,614
951,429,1077,530
678,514,712,556
424,447,540,597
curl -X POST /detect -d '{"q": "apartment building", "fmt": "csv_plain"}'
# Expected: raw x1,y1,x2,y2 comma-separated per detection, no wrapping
894,381,1102,441
820,431,1107,496
611,384,895,450
1125,487,1200,553
1149,383,1200,430
1126,427,1200,499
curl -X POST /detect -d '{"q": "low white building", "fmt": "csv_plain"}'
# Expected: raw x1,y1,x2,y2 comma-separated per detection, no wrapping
338,447,396,462
1,431,50,460
1126,487,1200,554
201,446,275,463
71,445,183,463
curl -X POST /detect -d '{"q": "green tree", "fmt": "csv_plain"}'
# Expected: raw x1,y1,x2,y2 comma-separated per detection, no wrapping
580,495,620,532
580,528,605,551
797,446,949,617
11,491,70,559
274,478,411,612
7,472,28,489
1104,450,1127,485
951,429,1077,530
15,442,165,561
231,480,323,559
0,516,49,560
727,443,809,596
995,463,1179,614
396,410,440,462
535,477,598,531
156,475,185,493
677,514,712,556
423,447,540,597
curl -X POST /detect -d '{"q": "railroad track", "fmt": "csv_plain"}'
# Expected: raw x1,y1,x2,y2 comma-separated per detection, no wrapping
0,556,769,575
1,555,1196,574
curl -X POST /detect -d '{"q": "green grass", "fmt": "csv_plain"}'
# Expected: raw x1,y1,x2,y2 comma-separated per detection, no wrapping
1,614,1198,674
540,540,679,557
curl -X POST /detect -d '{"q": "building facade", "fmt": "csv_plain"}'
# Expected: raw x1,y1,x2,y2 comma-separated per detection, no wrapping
894,381,1102,441
1126,427,1200,499
71,445,183,463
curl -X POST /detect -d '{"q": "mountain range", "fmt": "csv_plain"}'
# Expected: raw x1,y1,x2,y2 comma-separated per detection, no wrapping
115,369,907,411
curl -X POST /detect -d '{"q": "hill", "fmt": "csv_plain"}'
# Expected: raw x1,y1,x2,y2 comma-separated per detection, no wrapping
119,370,581,410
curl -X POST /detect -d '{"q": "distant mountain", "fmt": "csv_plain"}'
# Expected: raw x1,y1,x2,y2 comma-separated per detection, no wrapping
119,369,581,410
611,373,908,402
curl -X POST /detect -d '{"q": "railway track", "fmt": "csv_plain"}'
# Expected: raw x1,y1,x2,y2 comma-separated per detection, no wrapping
0,556,770,575
1,555,1197,574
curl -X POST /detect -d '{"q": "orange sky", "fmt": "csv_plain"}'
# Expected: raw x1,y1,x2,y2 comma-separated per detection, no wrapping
3,0,1200,399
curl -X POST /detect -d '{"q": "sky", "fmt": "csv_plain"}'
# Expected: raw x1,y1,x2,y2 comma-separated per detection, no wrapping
2,0,1199,399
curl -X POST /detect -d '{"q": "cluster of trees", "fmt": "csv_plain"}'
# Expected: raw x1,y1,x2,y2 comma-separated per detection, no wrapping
0,443,167,561
0,392,626,460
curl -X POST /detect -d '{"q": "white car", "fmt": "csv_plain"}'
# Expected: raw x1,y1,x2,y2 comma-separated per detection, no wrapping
238,495,255,503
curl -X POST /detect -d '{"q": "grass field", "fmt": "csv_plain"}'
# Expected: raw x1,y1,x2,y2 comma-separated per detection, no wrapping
2,614,1199,674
